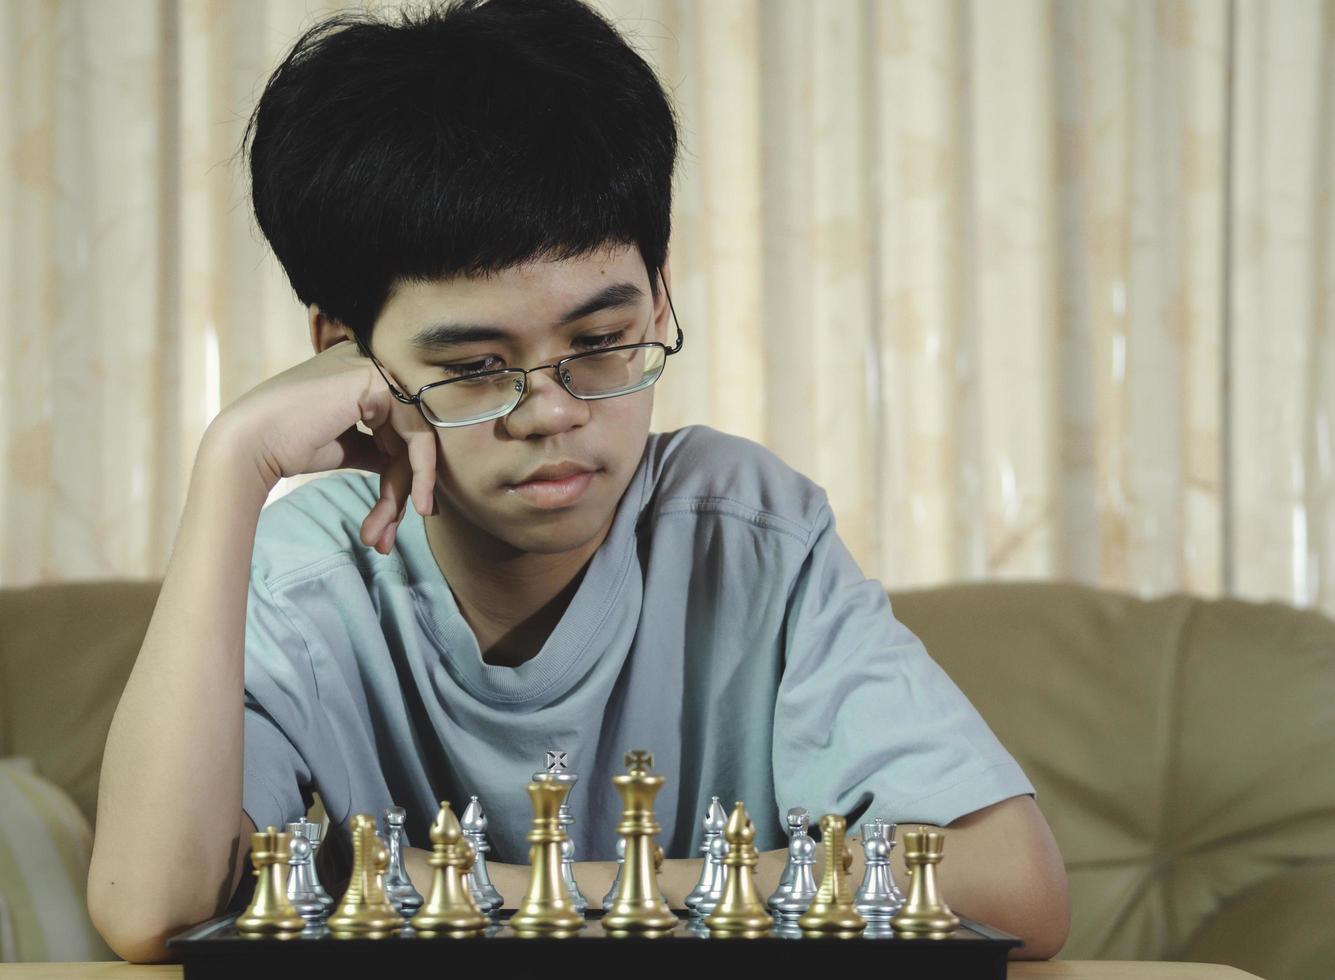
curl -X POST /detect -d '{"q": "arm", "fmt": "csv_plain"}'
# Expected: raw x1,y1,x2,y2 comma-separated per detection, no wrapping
87,426,271,962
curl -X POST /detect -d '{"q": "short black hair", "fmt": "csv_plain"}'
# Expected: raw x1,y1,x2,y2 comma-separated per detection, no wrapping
241,0,680,341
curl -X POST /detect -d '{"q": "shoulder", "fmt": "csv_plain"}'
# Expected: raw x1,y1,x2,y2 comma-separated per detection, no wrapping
251,471,382,586
640,425,830,544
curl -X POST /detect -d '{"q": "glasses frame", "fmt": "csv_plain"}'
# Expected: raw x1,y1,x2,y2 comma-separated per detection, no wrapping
356,275,684,429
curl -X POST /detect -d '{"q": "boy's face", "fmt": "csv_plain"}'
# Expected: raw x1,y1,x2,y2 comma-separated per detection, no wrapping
363,243,672,557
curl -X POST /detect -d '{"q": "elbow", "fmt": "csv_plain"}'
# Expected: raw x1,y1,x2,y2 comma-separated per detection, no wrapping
87,888,174,964
1009,862,1071,960
87,866,192,964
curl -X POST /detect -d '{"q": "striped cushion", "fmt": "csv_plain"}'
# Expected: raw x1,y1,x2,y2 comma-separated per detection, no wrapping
0,757,115,961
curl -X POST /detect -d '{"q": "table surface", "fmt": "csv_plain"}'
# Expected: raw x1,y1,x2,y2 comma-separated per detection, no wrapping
0,962,1265,979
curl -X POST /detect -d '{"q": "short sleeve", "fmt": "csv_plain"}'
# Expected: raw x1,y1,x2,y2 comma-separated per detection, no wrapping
241,575,324,833
772,503,1035,832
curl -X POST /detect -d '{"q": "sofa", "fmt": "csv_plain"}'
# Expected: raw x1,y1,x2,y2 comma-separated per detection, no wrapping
1,579,1332,975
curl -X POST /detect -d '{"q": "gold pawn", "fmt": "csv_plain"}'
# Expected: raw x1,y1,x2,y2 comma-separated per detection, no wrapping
327,813,405,938
889,826,960,939
510,779,585,937
235,826,306,937
798,814,867,938
412,800,488,937
704,802,773,938
602,750,677,937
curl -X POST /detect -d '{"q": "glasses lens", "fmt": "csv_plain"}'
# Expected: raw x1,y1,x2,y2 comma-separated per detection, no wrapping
564,345,666,397
419,373,522,425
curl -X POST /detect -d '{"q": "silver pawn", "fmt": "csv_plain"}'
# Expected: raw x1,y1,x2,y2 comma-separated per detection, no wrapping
381,807,423,916
601,836,626,909
286,818,333,917
766,806,810,912
460,796,503,913
685,797,728,914
533,751,587,914
770,820,819,921
284,824,325,922
692,834,730,916
854,818,904,927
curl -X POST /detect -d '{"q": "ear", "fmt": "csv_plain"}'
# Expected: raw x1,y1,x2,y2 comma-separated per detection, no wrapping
308,306,355,354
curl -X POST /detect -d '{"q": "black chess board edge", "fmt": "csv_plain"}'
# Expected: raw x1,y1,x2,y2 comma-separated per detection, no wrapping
168,911,1020,979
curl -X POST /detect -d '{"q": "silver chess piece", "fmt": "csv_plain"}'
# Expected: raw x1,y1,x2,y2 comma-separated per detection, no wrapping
534,750,588,914
685,797,729,915
692,834,730,917
602,836,626,909
769,814,818,921
284,822,326,922
286,818,333,917
381,806,423,916
460,796,504,913
767,806,810,912
854,818,904,931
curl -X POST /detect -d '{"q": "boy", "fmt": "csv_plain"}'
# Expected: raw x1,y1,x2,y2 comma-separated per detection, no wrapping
88,0,1068,962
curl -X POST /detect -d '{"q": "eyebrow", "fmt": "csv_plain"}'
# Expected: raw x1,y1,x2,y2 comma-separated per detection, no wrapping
407,281,646,353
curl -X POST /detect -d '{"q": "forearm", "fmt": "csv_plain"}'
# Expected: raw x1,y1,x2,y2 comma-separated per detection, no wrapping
88,423,272,958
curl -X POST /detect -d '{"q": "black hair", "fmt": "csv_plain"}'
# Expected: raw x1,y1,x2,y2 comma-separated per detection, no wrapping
241,0,680,341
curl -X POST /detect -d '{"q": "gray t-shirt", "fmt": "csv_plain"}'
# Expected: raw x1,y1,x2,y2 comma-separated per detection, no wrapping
242,424,1033,863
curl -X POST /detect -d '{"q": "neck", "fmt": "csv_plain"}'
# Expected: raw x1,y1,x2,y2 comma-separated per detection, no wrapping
422,504,614,668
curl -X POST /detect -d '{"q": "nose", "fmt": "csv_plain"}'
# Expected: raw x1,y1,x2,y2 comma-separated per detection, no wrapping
502,364,589,439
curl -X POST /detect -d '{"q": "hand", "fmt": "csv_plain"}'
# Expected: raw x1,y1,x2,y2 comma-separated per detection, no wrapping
209,338,438,554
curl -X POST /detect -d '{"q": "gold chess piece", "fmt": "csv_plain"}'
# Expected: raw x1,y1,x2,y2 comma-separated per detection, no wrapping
327,813,405,938
602,750,678,937
510,778,585,937
704,801,773,938
890,826,961,939
412,800,488,937
235,826,306,937
798,813,866,937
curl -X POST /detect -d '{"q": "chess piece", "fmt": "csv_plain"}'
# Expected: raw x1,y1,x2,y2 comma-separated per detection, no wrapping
855,819,904,929
236,826,306,936
767,807,810,913
602,750,677,937
286,819,334,918
284,824,326,923
798,814,866,938
685,797,728,914
327,814,404,938
704,802,773,938
890,826,960,939
461,796,504,913
533,751,589,915
601,836,626,908
693,834,730,916
770,816,819,922
411,800,488,937
381,807,423,916
510,777,585,937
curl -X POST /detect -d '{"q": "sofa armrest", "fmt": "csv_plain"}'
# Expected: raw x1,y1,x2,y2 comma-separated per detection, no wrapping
1179,863,1335,980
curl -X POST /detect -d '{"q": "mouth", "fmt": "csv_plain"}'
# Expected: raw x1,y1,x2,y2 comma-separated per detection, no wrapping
504,467,601,509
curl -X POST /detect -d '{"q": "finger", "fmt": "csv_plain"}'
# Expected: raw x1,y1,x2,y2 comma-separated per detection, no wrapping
304,427,386,476
406,430,437,517
363,447,413,548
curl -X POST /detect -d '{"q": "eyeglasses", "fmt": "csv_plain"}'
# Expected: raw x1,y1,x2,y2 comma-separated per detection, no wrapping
356,277,684,428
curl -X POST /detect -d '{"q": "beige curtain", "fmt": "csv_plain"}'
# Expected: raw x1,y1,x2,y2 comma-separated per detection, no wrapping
3,0,1332,613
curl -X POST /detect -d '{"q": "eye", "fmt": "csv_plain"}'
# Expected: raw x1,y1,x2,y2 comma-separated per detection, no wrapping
440,355,505,378
574,329,627,351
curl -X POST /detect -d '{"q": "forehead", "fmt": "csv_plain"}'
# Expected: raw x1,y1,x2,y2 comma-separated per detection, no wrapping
376,245,649,348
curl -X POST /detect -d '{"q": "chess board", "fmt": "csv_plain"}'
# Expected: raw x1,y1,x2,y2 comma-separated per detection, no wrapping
167,909,1021,977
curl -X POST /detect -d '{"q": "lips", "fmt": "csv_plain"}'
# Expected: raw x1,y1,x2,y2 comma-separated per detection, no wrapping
510,461,598,486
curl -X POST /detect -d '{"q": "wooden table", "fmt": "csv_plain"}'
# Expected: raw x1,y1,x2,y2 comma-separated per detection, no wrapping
0,964,1265,979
